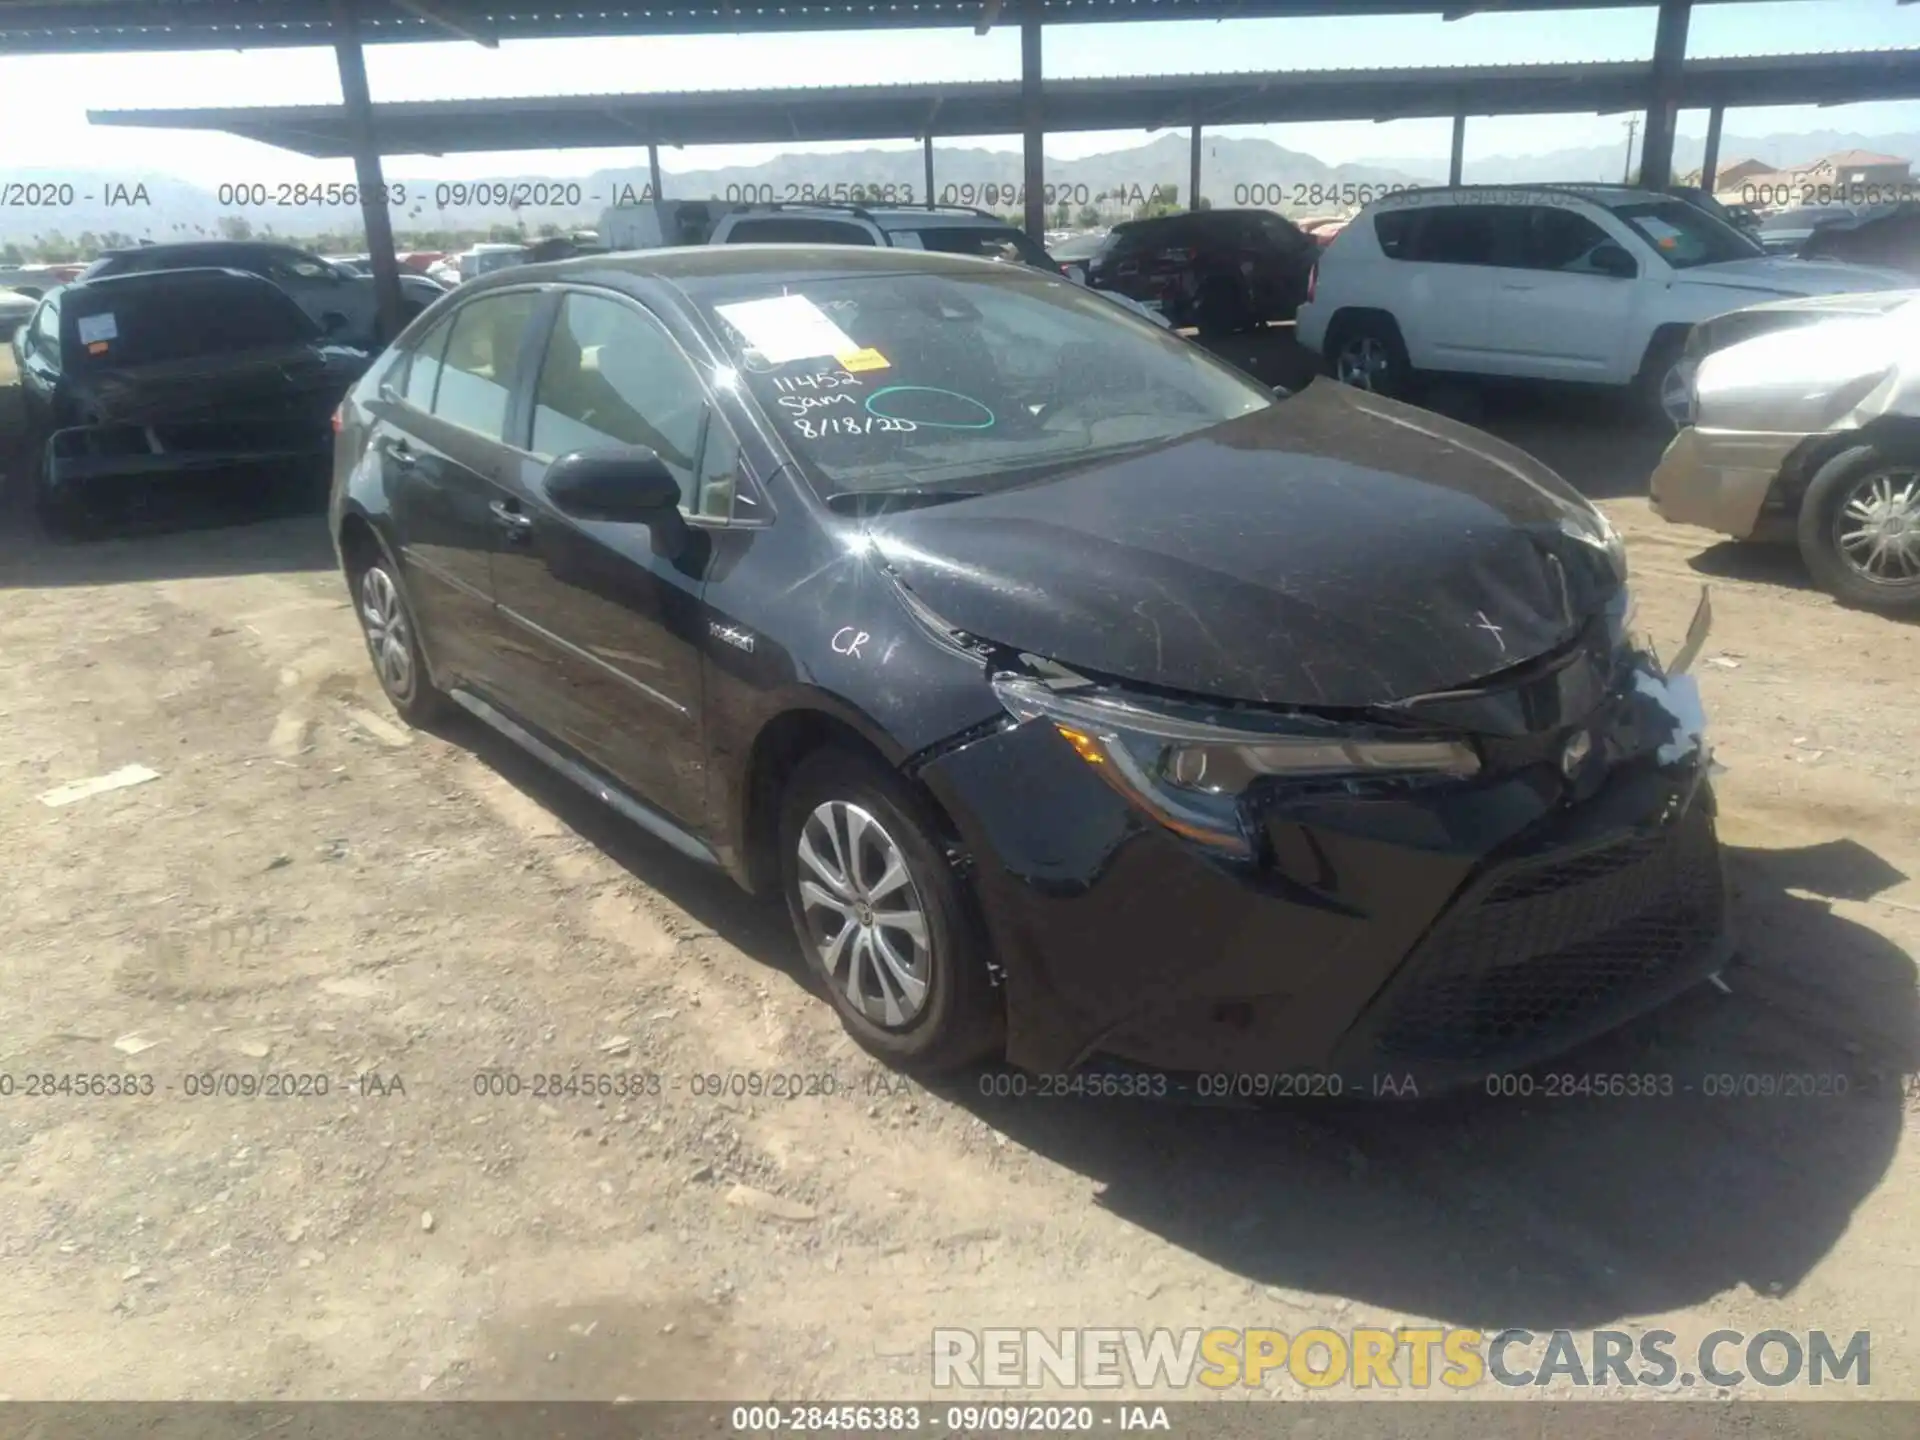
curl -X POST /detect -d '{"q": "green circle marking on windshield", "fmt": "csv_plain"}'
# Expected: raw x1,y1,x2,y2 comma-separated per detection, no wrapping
864,386,997,430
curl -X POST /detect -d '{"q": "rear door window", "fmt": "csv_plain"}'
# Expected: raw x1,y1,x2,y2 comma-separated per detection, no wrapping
1374,209,1417,258
1405,206,1503,266
430,291,543,441
62,275,316,367
399,311,457,410
723,218,874,245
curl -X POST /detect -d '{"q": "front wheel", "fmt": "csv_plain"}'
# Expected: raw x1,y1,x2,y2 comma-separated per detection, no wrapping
778,748,1000,1073
1796,444,1920,613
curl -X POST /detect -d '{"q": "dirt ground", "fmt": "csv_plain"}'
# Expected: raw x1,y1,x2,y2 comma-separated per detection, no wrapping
1,338,1917,1405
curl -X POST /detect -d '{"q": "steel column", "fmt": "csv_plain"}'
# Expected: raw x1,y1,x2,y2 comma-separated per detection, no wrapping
1449,112,1466,185
330,0,402,343
1021,2,1044,241
1190,110,1203,210
648,142,663,200
1700,103,1724,192
1638,0,1691,190
924,132,935,208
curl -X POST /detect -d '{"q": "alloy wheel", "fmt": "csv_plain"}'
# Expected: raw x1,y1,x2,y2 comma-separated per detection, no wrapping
1337,335,1393,392
1658,359,1696,429
1833,468,1920,585
796,800,932,1028
358,566,415,699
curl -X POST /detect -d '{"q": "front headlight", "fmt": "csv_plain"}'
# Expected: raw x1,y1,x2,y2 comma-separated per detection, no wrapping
992,674,1481,857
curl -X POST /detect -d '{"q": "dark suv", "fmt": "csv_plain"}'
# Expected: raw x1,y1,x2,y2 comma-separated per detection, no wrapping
331,245,1728,1087
1085,208,1319,334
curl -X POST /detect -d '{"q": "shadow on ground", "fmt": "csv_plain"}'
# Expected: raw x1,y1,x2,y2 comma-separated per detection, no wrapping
445,708,1918,1334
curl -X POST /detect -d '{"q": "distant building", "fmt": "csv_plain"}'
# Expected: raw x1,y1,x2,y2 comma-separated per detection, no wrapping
1681,157,1772,189
1707,151,1912,210
1802,150,1911,188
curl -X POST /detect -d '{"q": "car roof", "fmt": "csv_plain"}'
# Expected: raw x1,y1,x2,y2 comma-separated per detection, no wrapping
462,243,1029,307
1380,183,1662,205
725,203,1016,230
64,266,285,296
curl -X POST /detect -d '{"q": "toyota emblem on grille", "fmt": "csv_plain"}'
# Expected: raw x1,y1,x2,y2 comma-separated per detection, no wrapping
1561,729,1594,778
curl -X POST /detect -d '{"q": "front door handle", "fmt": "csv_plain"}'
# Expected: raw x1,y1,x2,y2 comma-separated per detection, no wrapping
385,439,418,468
489,499,534,543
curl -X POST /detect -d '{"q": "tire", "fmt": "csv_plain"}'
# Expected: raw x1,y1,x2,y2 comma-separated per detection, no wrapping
1195,277,1250,338
778,747,1001,1073
349,552,449,724
1795,443,1920,613
1326,313,1413,400
1635,328,1693,429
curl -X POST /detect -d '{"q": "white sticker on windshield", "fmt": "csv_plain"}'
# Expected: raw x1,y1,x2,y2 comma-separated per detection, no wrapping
77,312,118,344
715,294,859,365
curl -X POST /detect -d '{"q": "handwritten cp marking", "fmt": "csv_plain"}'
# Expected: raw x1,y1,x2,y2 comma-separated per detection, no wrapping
831,626,869,659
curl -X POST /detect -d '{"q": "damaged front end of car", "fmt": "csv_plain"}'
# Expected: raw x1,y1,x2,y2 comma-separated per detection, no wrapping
909,579,1730,1092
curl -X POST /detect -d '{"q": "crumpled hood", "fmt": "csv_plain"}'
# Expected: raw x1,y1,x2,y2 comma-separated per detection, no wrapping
865,380,1624,709
1676,256,1914,299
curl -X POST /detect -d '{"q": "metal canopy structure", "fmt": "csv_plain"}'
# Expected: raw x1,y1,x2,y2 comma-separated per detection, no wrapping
0,0,1750,51
4,0,1786,336
88,51,1920,154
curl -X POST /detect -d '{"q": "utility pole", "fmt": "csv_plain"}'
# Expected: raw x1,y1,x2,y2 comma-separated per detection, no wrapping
1622,115,1640,184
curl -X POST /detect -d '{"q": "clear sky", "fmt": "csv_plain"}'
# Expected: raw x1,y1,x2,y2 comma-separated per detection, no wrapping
2,0,1918,185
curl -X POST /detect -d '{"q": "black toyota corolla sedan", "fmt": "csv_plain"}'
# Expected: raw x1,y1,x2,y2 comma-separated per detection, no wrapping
331,244,1731,1090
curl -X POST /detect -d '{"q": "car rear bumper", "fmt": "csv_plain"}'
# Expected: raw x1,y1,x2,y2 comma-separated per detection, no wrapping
43,421,331,513
917,658,1729,1094
1649,425,1808,541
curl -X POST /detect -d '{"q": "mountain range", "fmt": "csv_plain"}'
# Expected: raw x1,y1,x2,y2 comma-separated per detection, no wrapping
4,127,1916,249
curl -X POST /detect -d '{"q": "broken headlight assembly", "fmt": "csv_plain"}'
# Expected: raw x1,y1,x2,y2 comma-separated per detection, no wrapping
992,673,1481,858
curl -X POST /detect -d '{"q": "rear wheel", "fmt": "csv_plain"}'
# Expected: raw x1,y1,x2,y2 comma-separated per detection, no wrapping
1796,443,1920,613
778,748,1000,1073
1327,314,1412,399
350,553,449,724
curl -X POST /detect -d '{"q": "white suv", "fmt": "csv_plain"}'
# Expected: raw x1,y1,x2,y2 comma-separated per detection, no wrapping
1296,185,1911,418
710,202,1060,266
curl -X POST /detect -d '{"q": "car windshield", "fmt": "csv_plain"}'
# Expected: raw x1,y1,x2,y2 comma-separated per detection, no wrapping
697,269,1273,497
1607,198,1762,267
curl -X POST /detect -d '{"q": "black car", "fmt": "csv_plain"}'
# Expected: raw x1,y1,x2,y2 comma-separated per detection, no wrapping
15,267,369,528
1798,202,1920,276
331,245,1730,1088
1085,208,1319,335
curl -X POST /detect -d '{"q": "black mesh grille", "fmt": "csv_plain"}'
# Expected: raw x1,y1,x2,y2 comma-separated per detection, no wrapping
1375,805,1723,1063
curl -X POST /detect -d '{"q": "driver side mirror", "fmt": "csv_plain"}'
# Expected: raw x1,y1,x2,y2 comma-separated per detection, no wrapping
1590,242,1638,279
542,448,691,560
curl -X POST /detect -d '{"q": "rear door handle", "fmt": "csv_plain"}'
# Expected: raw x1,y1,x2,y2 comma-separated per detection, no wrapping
385,439,418,468
489,498,534,542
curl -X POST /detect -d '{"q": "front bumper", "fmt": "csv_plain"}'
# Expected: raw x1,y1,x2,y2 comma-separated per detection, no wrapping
1649,425,1809,542
918,654,1730,1094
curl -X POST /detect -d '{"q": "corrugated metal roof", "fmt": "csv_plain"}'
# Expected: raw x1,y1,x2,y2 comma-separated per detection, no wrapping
88,48,1920,154
0,0,1757,52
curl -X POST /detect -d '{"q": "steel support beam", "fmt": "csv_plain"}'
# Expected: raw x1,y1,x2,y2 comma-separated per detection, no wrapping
1699,102,1723,191
1638,0,1690,190
1021,2,1044,242
924,133,936,208
1449,112,1466,184
648,142,663,199
1189,109,1203,209
331,0,403,344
